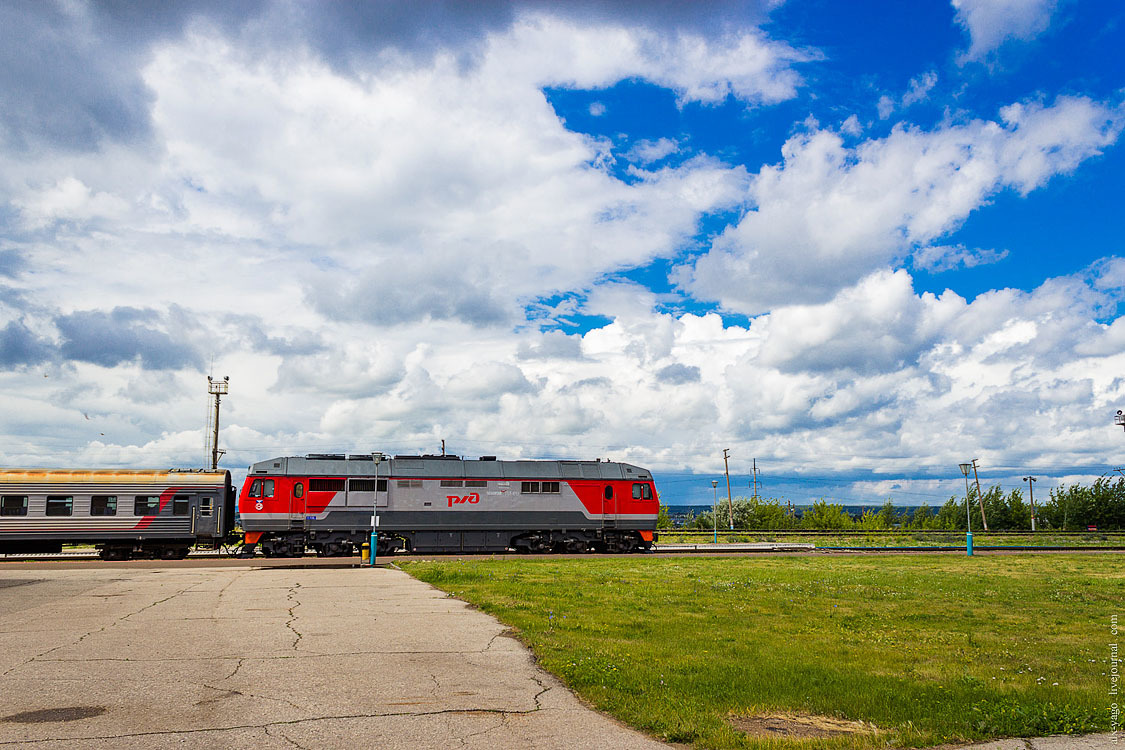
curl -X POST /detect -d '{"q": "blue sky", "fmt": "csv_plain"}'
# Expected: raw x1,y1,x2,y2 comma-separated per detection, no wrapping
1,0,1123,505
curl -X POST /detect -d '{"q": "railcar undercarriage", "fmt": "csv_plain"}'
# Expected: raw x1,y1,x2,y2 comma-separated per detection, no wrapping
241,528,653,557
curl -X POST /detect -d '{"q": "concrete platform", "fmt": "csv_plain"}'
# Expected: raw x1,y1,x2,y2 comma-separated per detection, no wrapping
0,565,668,749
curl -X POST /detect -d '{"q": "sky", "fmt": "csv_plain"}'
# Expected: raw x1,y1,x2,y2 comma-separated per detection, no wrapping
1,0,1124,506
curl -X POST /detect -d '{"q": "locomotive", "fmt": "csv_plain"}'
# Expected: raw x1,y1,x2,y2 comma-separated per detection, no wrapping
0,468,235,559
239,453,659,556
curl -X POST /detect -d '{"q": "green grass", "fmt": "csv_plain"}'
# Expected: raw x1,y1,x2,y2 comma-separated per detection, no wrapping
660,531,1124,548
402,555,1122,749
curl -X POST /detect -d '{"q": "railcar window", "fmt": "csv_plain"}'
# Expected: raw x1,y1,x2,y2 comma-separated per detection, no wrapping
263,480,274,498
465,480,487,488
632,483,652,500
134,496,160,515
396,479,422,488
521,481,540,494
604,485,613,500
309,478,345,492
293,483,304,499
542,481,560,493
249,479,262,498
173,495,190,516
200,497,214,517
91,496,117,516
1,495,28,516
440,479,463,488
46,496,73,516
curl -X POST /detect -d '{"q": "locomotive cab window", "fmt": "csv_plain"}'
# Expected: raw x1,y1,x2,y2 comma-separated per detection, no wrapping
200,497,214,517
632,483,652,500
1,495,28,516
90,495,117,516
134,496,160,516
293,483,304,499
604,485,613,500
263,480,274,498
46,495,73,516
249,479,262,498
173,495,190,516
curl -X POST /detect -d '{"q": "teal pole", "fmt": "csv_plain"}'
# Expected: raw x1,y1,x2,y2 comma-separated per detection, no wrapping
961,466,974,557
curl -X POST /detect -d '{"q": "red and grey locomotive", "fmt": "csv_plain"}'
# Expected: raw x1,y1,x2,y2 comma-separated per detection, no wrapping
239,453,658,556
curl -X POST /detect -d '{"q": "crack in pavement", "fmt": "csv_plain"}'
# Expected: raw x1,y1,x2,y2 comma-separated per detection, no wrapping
285,583,303,651
0,705,572,745
265,723,311,750
1,576,207,677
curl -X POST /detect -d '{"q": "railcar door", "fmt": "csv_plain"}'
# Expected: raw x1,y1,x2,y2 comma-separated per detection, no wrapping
289,479,306,529
602,484,617,528
193,495,222,537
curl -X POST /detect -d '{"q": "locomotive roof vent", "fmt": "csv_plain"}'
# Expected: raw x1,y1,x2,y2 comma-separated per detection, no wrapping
347,454,374,460
479,456,497,461
394,454,420,460
421,454,460,460
307,454,346,460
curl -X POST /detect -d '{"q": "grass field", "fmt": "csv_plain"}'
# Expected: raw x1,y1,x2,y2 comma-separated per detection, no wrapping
402,555,1122,749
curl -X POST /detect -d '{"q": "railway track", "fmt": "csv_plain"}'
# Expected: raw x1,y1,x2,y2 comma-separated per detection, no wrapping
4,542,1124,563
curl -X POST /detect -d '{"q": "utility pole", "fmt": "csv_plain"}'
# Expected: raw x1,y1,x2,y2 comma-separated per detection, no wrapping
750,459,761,501
722,448,734,530
971,458,988,531
1023,476,1037,532
206,376,229,471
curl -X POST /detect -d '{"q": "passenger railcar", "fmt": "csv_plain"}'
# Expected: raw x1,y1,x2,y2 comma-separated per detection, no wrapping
0,468,235,560
239,454,658,556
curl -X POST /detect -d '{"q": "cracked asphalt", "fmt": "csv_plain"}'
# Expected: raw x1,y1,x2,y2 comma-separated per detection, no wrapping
0,565,669,749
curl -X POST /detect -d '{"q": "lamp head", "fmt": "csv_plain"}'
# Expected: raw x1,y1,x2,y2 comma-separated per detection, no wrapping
711,480,718,488
958,463,972,476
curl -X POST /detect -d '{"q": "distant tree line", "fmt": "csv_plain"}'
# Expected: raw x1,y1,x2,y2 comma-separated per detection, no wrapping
662,476,1125,531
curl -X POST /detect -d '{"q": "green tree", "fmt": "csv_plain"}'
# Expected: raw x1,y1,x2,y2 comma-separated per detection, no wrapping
800,500,854,530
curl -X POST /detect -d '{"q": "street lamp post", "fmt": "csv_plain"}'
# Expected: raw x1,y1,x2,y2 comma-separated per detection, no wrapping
1023,476,1037,532
370,452,384,567
711,480,719,544
959,463,973,556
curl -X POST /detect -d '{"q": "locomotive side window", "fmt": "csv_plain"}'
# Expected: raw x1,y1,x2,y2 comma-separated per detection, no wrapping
249,479,262,498
604,485,613,500
440,479,463,488
200,497,214,517
397,479,422,488
293,483,304,499
542,481,560,494
263,480,275,498
173,495,190,516
1,495,28,516
134,496,160,515
90,495,117,516
46,496,73,516
521,481,540,494
465,480,487,488
632,483,652,500
310,478,345,492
